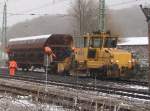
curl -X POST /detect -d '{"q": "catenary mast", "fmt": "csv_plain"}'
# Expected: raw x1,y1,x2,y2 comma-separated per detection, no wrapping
99,0,105,32
1,0,7,61
2,1,7,50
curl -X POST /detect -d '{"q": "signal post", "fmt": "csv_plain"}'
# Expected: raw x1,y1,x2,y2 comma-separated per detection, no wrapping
148,13,150,92
140,5,150,91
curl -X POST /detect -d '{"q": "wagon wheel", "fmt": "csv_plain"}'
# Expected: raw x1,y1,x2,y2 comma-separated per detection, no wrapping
69,69,76,76
69,59,78,76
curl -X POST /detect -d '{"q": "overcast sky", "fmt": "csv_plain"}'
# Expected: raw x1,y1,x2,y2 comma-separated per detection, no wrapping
0,0,150,26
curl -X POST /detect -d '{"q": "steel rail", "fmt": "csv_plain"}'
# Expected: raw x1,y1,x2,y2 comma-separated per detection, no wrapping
0,74,149,100
99,78,148,86
16,70,149,87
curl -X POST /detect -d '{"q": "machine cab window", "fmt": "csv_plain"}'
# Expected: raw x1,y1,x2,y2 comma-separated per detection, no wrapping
73,37,84,48
104,37,117,48
89,37,103,48
74,35,117,49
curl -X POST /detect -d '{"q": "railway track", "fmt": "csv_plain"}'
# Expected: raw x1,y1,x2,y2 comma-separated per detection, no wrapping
16,69,149,87
1,68,148,87
99,78,148,87
0,70,149,100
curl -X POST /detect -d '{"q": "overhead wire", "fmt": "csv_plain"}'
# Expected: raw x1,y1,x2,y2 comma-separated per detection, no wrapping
7,12,71,17
5,0,71,19
6,0,72,16
4,0,147,17
0,0,149,21
0,0,61,19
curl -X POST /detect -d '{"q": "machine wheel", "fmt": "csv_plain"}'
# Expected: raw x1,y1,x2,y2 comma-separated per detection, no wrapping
132,64,140,74
106,64,120,78
22,68,25,71
89,69,102,78
121,67,131,78
63,70,70,76
89,70,95,78
112,64,120,77
69,69,76,76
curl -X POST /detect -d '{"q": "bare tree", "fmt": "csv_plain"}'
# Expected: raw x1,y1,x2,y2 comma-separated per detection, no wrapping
69,0,98,35
69,0,123,37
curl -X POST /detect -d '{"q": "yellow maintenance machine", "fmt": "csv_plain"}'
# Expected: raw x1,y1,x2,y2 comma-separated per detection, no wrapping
73,32,136,78
70,0,137,78
58,0,137,78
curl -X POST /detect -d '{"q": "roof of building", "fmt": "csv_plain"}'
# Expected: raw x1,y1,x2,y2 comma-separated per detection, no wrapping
118,37,148,46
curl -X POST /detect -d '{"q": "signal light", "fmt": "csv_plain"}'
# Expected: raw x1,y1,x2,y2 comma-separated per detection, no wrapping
72,47,77,52
44,46,52,55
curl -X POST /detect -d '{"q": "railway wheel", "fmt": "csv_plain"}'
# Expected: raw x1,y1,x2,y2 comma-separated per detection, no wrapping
111,64,120,78
62,70,70,76
22,68,25,71
69,68,76,76
22,68,28,72
120,67,130,78
89,70,94,78
132,64,140,74
89,70,95,78
107,64,120,78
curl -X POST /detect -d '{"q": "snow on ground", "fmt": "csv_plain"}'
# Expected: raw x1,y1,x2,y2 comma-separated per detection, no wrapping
0,93,70,111
128,85,148,90
76,87,150,106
